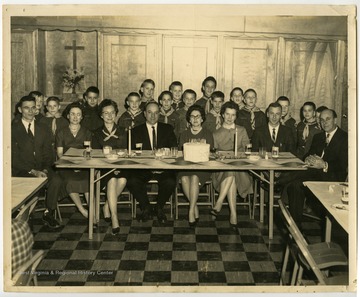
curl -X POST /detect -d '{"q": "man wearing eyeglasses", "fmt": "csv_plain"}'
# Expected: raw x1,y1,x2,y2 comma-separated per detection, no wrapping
12,95,66,229
127,101,178,224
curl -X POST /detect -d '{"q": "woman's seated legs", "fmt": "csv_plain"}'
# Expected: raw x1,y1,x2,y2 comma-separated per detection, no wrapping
106,177,127,229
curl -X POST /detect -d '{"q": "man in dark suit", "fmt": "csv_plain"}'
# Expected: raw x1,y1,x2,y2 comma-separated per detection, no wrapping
127,101,178,223
12,96,65,229
252,102,296,154
281,109,348,225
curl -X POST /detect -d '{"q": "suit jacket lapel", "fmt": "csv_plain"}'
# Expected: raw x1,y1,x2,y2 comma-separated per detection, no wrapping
142,124,152,150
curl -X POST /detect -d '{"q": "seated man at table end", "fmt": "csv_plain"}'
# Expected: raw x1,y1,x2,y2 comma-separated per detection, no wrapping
279,109,348,226
127,101,177,224
12,95,66,229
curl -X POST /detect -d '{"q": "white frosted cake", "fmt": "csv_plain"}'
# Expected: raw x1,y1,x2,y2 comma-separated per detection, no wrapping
183,142,210,162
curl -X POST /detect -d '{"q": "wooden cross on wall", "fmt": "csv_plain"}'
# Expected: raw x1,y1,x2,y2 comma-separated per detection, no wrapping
64,40,84,69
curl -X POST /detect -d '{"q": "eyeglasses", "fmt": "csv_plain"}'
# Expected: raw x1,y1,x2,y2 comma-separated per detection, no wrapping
190,115,201,120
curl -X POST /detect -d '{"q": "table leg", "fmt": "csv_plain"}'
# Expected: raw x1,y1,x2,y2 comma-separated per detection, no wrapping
325,215,332,242
269,170,274,240
95,170,101,223
260,173,265,223
89,168,95,240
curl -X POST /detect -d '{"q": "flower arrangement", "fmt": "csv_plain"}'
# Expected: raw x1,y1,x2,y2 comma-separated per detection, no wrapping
62,67,85,93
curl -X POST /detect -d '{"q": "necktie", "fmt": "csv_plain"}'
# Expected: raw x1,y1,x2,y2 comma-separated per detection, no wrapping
272,128,276,143
250,110,255,130
325,133,330,146
51,118,57,135
152,126,157,150
27,123,34,138
321,133,330,158
205,99,211,114
302,122,309,140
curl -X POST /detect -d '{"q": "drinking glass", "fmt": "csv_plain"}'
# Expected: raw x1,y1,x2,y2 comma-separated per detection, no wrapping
171,147,178,158
259,147,266,158
135,143,143,156
245,143,252,155
103,146,112,155
272,146,279,159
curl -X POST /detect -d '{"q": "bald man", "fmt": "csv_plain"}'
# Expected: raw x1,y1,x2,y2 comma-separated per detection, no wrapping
280,109,348,225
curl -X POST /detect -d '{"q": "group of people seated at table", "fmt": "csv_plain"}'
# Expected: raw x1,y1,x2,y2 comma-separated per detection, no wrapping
11,76,348,235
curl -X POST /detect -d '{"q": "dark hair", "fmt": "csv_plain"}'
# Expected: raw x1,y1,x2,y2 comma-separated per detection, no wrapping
64,102,84,118
211,91,225,101
244,88,257,98
84,86,100,96
316,105,328,113
14,96,36,116
169,81,183,90
124,92,141,109
182,89,197,101
158,91,173,104
139,79,155,96
201,76,217,89
28,91,43,98
276,96,290,104
267,102,282,111
46,96,61,105
230,87,243,98
302,101,316,111
98,99,119,117
144,101,160,111
322,108,337,118
220,101,240,119
186,104,206,124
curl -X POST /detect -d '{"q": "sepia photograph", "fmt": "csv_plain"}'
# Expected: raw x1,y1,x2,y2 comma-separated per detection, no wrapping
2,2,357,295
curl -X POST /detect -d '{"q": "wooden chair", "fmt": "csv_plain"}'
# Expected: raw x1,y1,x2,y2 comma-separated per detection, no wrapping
278,200,348,285
12,250,45,286
174,179,214,220
133,179,174,219
15,197,40,222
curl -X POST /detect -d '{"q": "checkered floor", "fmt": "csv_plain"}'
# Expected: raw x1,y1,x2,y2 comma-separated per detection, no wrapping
27,199,348,286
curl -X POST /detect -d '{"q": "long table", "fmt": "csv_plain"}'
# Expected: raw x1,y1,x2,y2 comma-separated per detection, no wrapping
12,177,48,213
56,148,306,239
304,181,349,242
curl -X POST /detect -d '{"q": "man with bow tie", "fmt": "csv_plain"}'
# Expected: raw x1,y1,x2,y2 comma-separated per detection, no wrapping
281,109,348,225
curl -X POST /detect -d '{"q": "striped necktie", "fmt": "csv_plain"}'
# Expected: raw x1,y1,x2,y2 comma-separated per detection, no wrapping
325,133,330,146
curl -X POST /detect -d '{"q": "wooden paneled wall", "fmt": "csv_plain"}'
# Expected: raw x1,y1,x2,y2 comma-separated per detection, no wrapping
11,21,348,126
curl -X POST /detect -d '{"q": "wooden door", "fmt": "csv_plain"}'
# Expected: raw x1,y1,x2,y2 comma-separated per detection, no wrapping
223,38,278,109
102,34,158,114
163,36,218,99
11,31,36,119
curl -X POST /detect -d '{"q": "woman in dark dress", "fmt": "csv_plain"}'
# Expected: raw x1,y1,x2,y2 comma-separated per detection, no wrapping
56,102,92,218
92,99,128,235
178,105,214,227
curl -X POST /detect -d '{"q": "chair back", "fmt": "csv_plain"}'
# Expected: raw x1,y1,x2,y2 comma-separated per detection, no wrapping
12,250,45,286
15,196,39,222
278,200,327,285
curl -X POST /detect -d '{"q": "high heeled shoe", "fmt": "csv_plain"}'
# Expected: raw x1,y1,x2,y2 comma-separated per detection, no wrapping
189,221,197,228
112,227,120,235
229,223,239,233
209,208,219,219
